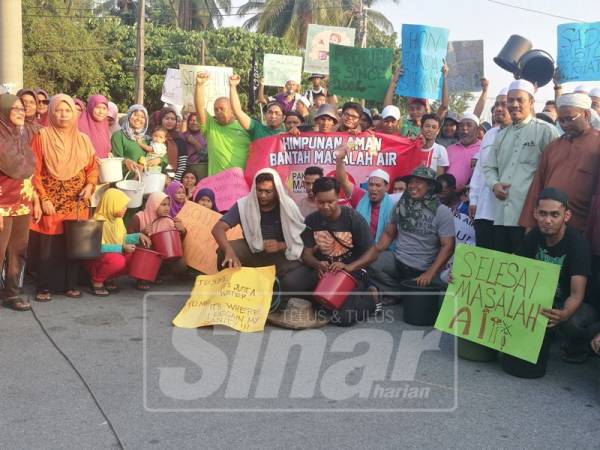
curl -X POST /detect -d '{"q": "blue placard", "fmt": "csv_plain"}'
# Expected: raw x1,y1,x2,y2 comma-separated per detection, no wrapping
557,22,600,82
395,24,449,100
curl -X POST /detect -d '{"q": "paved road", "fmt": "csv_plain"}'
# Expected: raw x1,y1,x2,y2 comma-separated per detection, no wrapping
1,280,599,449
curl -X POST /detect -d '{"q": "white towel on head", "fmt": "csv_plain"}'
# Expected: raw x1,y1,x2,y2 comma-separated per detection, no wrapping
238,168,305,261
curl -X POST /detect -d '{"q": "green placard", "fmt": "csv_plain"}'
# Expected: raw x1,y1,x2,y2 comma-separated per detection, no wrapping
328,45,393,101
435,244,560,363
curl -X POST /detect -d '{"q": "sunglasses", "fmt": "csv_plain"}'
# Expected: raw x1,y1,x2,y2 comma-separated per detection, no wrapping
37,99,50,105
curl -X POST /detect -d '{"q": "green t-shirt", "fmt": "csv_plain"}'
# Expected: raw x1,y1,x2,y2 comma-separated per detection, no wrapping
201,114,251,175
248,118,284,141
110,130,167,169
400,120,421,138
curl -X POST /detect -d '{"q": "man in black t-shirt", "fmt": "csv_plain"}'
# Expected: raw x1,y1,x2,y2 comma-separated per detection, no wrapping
282,177,379,326
517,188,599,362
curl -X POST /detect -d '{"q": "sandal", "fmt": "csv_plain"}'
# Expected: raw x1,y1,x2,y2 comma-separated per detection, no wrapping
90,284,110,297
136,280,151,291
104,280,119,292
35,291,52,302
65,289,82,299
3,297,32,311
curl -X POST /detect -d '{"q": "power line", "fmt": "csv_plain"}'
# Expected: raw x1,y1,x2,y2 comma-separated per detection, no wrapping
487,0,587,23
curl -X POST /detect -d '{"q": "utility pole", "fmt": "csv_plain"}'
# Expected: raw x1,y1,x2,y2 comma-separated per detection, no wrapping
134,0,145,105
0,0,23,92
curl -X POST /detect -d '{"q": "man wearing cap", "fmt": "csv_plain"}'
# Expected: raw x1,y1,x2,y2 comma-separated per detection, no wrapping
228,74,285,141
469,87,512,249
305,74,326,106
590,88,600,115
520,93,600,234
517,187,599,363
379,105,401,135
364,167,455,295
436,112,460,148
420,113,449,175
483,79,560,253
335,144,395,242
314,104,338,133
446,113,481,190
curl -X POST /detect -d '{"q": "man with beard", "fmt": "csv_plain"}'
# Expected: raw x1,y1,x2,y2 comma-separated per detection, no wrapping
446,113,481,190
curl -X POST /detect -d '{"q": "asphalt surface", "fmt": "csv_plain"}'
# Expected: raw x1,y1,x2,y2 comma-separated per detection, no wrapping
1,278,599,450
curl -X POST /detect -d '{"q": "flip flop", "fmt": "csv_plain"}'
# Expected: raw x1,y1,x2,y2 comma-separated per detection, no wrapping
35,291,52,302
136,280,151,291
89,285,110,297
65,289,82,299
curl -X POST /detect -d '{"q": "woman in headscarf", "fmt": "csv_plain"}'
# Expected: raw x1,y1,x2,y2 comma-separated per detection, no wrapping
180,169,198,200
193,187,218,212
83,188,150,296
35,88,50,126
181,112,207,164
0,94,40,311
107,101,121,134
30,94,98,302
78,94,111,158
159,107,188,181
165,181,187,218
73,98,86,118
16,88,42,143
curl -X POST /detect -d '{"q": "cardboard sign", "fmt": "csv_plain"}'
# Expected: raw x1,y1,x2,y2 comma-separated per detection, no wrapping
160,68,183,106
441,210,476,283
194,167,250,212
396,24,449,100
435,245,560,363
179,64,233,115
172,266,276,332
446,40,484,93
328,45,394,101
176,201,243,275
304,24,356,75
557,22,600,82
264,54,304,87
244,132,428,203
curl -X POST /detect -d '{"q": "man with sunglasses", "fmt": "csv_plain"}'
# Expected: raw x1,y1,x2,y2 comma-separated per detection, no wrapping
519,93,600,234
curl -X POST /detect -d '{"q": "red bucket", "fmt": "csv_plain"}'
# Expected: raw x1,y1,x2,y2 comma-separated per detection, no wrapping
151,229,183,261
313,270,358,310
128,247,162,282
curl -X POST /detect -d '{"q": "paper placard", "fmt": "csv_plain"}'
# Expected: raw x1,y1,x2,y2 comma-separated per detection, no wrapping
179,64,233,115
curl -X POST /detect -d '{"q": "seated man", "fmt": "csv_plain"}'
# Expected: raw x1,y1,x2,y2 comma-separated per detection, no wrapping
282,177,379,327
335,144,394,242
298,166,323,217
212,168,305,282
517,187,600,363
366,167,455,298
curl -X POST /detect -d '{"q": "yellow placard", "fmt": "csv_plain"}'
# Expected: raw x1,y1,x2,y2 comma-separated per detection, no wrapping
176,201,243,275
172,266,276,332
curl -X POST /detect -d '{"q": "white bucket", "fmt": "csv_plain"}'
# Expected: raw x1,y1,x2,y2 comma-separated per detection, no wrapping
98,157,124,183
116,179,144,208
142,171,167,194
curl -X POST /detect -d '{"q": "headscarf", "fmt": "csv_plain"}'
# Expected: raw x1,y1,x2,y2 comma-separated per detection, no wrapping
37,94,95,181
165,181,186,218
183,112,207,164
107,101,121,134
0,94,35,179
149,110,162,134
193,188,218,211
34,88,49,126
395,181,441,233
134,191,173,235
93,188,129,246
73,98,86,115
238,168,305,261
16,88,42,142
78,94,111,158
159,107,180,169
122,104,149,141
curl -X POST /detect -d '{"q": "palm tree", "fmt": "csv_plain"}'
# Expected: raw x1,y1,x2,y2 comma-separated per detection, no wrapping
238,0,397,48
170,0,232,30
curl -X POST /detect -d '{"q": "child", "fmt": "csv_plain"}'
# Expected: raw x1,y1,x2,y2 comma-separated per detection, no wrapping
193,188,218,212
138,127,168,172
166,181,187,217
84,189,151,296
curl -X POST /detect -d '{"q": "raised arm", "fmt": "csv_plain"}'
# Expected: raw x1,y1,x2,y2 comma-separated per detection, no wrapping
473,78,489,118
437,63,449,119
194,71,210,126
229,74,252,130
334,144,354,198
384,66,404,107
257,78,267,106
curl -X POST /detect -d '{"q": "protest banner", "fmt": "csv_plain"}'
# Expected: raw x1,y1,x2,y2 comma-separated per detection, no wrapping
172,266,276,332
160,68,183,106
435,244,560,363
328,45,393,101
194,167,250,212
176,201,243,275
245,132,428,203
396,24,449,100
263,54,303,87
557,22,600,82
304,24,356,75
446,40,484,93
179,64,233,114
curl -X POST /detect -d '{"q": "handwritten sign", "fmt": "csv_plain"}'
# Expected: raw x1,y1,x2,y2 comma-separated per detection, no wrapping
557,22,600,82
160,68,183,106
446,40,484,93
172,266,276,332
264,54,303,87
435,245,560,363
396,24,449,100
441,211,476,283
179,64,233,115
193,167,250,212
305,24,356,75
328,45,394,101
176,201,243,275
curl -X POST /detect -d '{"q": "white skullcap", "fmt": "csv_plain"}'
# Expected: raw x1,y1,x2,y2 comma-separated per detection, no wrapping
574,85,589,94
286,79,299,85
368,169,390,184
297,96,310,108
381,105,401,120
461,112,480,125
508,79,535,96
497,87,508,96
557,93,592,110
589,88,600,98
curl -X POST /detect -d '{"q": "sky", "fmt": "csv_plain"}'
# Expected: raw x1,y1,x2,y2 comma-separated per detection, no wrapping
223,0,600,111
